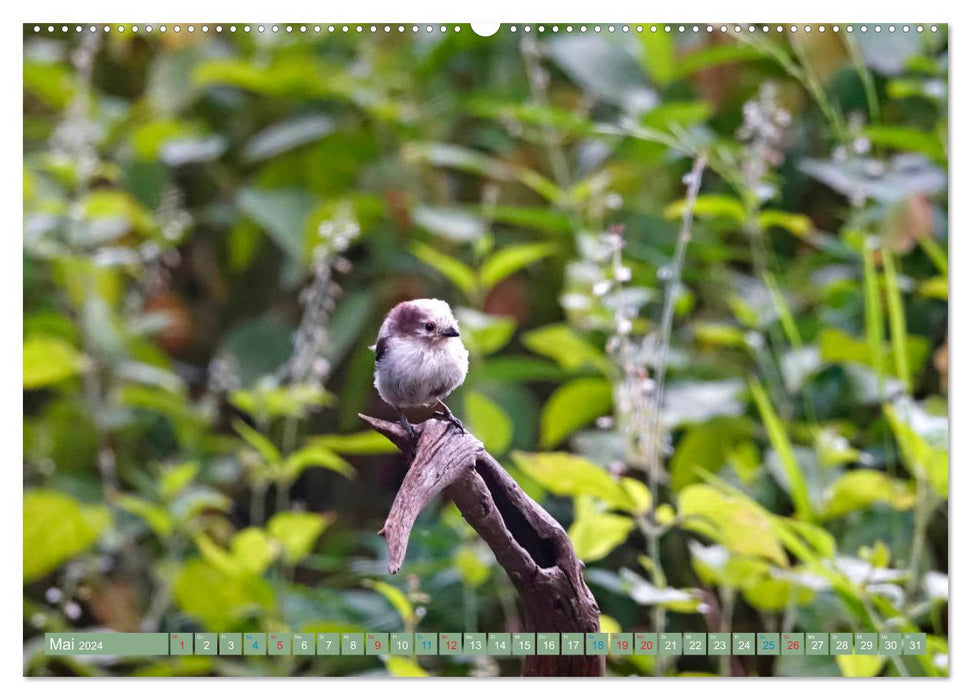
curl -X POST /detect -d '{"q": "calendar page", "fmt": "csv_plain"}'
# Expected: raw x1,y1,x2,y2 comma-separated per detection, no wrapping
22,19,949,681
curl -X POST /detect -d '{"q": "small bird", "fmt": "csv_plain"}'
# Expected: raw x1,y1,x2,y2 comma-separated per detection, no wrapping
372,298,469,439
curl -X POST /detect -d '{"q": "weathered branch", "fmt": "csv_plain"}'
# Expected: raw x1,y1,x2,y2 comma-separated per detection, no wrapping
360,414,605,677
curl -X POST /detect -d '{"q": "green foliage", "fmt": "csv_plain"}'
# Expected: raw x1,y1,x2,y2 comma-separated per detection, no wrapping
24,490,110,581
23,24,948,678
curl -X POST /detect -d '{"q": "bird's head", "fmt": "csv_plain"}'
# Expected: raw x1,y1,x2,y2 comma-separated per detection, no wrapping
388,298,461,345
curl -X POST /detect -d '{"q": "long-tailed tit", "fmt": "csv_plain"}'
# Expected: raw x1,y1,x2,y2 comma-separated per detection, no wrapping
372,298,469,438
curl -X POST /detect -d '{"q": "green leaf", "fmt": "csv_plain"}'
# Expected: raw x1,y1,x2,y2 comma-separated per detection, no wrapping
568,496,635,562
758,210,813,238
488,206,573,235
674,43,764,77
23,336,87,389
522,324,611,375
409,242,477,296
750,380,813,521
385,657,428,677
771,516,836,560
232,419,281,466
237,188,315,262
864,125,946,163
836,654,886,678
464,391,513,454
404,142,561,203
639,30,676,85
819,327,928,381
670,418,753,491
821,470,916,520
919,276,948,300
620,569,704,613
310,431,397,455
548,35,654,114
455,308,516,356
642,101,713,131
364,580,416,627
243,114,335,162
267,512,329,565
883,248,912,394
455,545,492,588
664,194,746,223
230,527,279,574
693,323,749,348
884,404,948,498
742,577,815,611
677,484,787,566
539,377,613,448
173,558,274,630
230,383,331,422
81,190,155,235
474,356,572,383
479,243,556,291
283,444,355,480
115,494,174,538
689,542,771,589
512,451,650,514
412,206,485,243
160,462,199,500
24,490,110,581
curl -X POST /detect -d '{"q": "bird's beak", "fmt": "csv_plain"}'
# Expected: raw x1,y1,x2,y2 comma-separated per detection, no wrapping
441,326,460,338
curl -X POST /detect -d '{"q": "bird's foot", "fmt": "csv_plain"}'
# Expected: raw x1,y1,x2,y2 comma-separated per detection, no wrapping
394,409,420,458
435,402,466,434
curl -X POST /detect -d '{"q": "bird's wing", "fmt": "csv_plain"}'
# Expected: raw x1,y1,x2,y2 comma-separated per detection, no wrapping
373,335,389,363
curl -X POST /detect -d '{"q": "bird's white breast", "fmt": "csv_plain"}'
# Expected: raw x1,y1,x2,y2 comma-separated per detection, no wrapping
374,336,469,408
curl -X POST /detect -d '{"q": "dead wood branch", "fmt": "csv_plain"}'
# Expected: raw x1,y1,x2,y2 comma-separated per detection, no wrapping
360,414,605,677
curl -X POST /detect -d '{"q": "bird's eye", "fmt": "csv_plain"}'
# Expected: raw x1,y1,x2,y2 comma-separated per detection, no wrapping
424,322,436,332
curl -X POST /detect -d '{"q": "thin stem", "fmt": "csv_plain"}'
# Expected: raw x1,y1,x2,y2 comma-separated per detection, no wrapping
906,477,932,603
646,153,707,485
643,153,706,676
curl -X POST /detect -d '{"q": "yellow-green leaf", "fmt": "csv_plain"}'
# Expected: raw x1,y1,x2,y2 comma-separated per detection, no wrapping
512,451,648,514
568,496,634,562
837,654,886,677
24,490,110,581
267,512,329,565
455,545,492,588
821,470,916,519
884,404,948,498
464,391,513,454
750,380,812,520
365,580,416,627
311,431,397,455
160,462,199,500
678,484,787,566
409,242,477,296
479,243,556,291
173,558,274,631
521,324,611,375
742,577,815,611
758,210,813,238
664,194,745,223
23,336,87,389
233,419,281,466
385,657,428,677
115,494,174,538
283,444,354,480
540,377,613,448
230,527,279,575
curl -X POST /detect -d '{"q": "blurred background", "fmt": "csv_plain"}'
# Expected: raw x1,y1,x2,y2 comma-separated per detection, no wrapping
23,23,948,677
